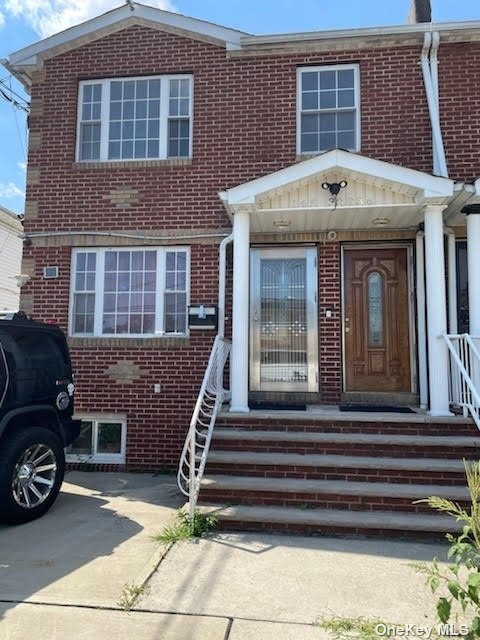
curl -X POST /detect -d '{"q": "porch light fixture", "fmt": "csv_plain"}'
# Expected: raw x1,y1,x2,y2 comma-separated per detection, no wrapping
322,180,348,209
273,219,292,230
372,217,391,226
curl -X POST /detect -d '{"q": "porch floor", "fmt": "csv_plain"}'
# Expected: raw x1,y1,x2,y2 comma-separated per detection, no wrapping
220,405,471,425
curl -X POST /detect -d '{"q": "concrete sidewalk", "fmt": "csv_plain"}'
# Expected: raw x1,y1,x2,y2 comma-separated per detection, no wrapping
0,472,450,640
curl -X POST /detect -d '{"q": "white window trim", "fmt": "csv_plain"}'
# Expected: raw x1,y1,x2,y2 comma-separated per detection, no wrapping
69,246,190,338
296,63,361,156
75,74,194,162
66,414,127,464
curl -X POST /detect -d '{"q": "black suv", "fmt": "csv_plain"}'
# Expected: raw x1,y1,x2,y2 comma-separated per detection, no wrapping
0,313,80,524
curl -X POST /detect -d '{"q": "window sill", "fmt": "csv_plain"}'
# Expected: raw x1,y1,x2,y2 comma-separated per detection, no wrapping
73,158,192,170
68,336,190,349
66,454,125,464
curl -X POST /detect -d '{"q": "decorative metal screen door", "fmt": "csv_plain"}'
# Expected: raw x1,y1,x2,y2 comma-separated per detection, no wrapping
250,247,318,392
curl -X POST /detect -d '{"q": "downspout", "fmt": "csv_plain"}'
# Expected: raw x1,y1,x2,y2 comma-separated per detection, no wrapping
218,231,233,338
420,31,448,178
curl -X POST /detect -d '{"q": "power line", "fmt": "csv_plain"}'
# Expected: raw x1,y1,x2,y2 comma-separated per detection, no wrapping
0,79,29,113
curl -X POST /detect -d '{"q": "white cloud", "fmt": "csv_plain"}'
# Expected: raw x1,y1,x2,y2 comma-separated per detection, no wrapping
0,12,5,29
4,0,177,39
17,161,26,173
0,182,24,198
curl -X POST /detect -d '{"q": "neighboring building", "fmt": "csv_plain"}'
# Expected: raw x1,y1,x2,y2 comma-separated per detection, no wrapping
4,1,480,534
0,206,23,311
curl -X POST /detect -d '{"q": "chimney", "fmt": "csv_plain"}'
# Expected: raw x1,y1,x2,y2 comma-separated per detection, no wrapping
408,0,432,23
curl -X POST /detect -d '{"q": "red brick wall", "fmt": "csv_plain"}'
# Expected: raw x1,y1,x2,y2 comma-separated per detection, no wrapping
22,25,480,467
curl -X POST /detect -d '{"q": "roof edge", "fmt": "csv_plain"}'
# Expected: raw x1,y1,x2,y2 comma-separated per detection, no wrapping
239,19,480,48
7,2,248,69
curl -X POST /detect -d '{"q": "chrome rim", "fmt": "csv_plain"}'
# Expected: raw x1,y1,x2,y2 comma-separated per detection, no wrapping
12,444,57,509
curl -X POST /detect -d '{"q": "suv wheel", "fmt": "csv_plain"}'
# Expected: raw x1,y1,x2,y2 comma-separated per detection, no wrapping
0,427,65,524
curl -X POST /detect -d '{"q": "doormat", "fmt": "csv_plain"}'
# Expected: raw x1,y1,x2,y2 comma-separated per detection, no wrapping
339,404,415,414
249,403,307,411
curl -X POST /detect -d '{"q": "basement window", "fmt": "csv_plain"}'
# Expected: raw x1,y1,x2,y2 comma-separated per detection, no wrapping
297,64,360,155
66,416,126,464
76,75,193,162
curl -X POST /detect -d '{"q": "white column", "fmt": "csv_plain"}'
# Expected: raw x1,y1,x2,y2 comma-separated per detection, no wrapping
467,211,480,336
230,209,250,412
415,232,428,409
424,204,452,416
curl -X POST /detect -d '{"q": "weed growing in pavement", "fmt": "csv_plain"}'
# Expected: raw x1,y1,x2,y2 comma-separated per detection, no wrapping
117,582,150,611
154,509,218,544
317,615,392,640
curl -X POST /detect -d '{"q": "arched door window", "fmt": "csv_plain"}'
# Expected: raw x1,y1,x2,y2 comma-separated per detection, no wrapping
367,271,384,347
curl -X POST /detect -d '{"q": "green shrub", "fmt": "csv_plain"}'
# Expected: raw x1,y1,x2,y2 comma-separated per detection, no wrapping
415,460,480,638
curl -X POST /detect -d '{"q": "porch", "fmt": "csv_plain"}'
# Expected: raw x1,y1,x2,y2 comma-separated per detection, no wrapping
178,150,480,536
220,149,480,417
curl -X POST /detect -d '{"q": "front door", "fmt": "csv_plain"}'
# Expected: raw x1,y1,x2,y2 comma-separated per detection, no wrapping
343,246,412,392
250,247,318,392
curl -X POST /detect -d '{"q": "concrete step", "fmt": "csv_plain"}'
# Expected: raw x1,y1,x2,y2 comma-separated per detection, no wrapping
199,474,469,513
206,450,467,485
213,429,480,447
211,429,480,458
198,503,459,536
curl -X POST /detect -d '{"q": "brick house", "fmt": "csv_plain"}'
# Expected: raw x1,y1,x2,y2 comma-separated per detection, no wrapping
4,1,480,534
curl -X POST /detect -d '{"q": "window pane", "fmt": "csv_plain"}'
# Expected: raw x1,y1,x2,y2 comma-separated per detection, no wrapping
97,422,122,454
338,69,354,88
164,251,187,334
67,421,93,456
298,66,358,154
302,71,318,91
338,89,355,108
319,91,336,109
320,71,336,89
101,250,157,335
368,272,384,346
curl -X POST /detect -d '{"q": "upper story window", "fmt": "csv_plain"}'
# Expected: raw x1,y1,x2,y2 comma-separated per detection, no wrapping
70,247,189,337
297,64,360,155
77,75,193,162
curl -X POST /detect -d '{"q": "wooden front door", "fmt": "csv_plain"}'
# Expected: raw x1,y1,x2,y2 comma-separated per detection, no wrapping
343,247,411,392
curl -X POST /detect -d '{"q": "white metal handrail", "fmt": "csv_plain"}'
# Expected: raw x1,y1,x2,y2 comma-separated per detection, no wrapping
444,334,480,430
177,335,231,521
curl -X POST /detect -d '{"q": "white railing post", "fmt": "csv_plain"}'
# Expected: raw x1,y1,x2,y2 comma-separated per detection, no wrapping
444,334,480,430
177,336,231,525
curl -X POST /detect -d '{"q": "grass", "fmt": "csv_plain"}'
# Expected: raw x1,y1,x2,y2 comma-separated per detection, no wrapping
117,582,150,611
317,615,393,640
154,509,218,544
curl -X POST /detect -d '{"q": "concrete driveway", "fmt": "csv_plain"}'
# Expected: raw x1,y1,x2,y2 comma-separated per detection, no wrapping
0,471,231,639
0,471,451,640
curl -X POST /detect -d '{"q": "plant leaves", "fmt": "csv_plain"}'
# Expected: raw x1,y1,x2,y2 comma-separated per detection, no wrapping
437,598,451,624
447,581,460,599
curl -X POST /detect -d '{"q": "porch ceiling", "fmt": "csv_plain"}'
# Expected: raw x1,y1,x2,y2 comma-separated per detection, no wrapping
219,150,455,233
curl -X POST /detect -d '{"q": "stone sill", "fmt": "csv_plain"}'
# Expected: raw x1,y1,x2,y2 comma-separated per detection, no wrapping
73,158,192,170
68,336,190,349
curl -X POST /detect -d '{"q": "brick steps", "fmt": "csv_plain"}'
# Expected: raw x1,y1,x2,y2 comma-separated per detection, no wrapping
205,451,468,485
197,413,477,536
200,475,469,513
197,504,459,538
212,429,480,459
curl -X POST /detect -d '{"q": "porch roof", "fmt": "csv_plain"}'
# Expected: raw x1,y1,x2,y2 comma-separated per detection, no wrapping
219,150,455,233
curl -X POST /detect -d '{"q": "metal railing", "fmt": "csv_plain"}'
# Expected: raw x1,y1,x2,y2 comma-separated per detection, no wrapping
177,335,231,522
444,333,480,430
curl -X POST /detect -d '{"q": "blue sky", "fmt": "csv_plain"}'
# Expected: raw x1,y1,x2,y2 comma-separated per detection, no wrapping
0,0,478,215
